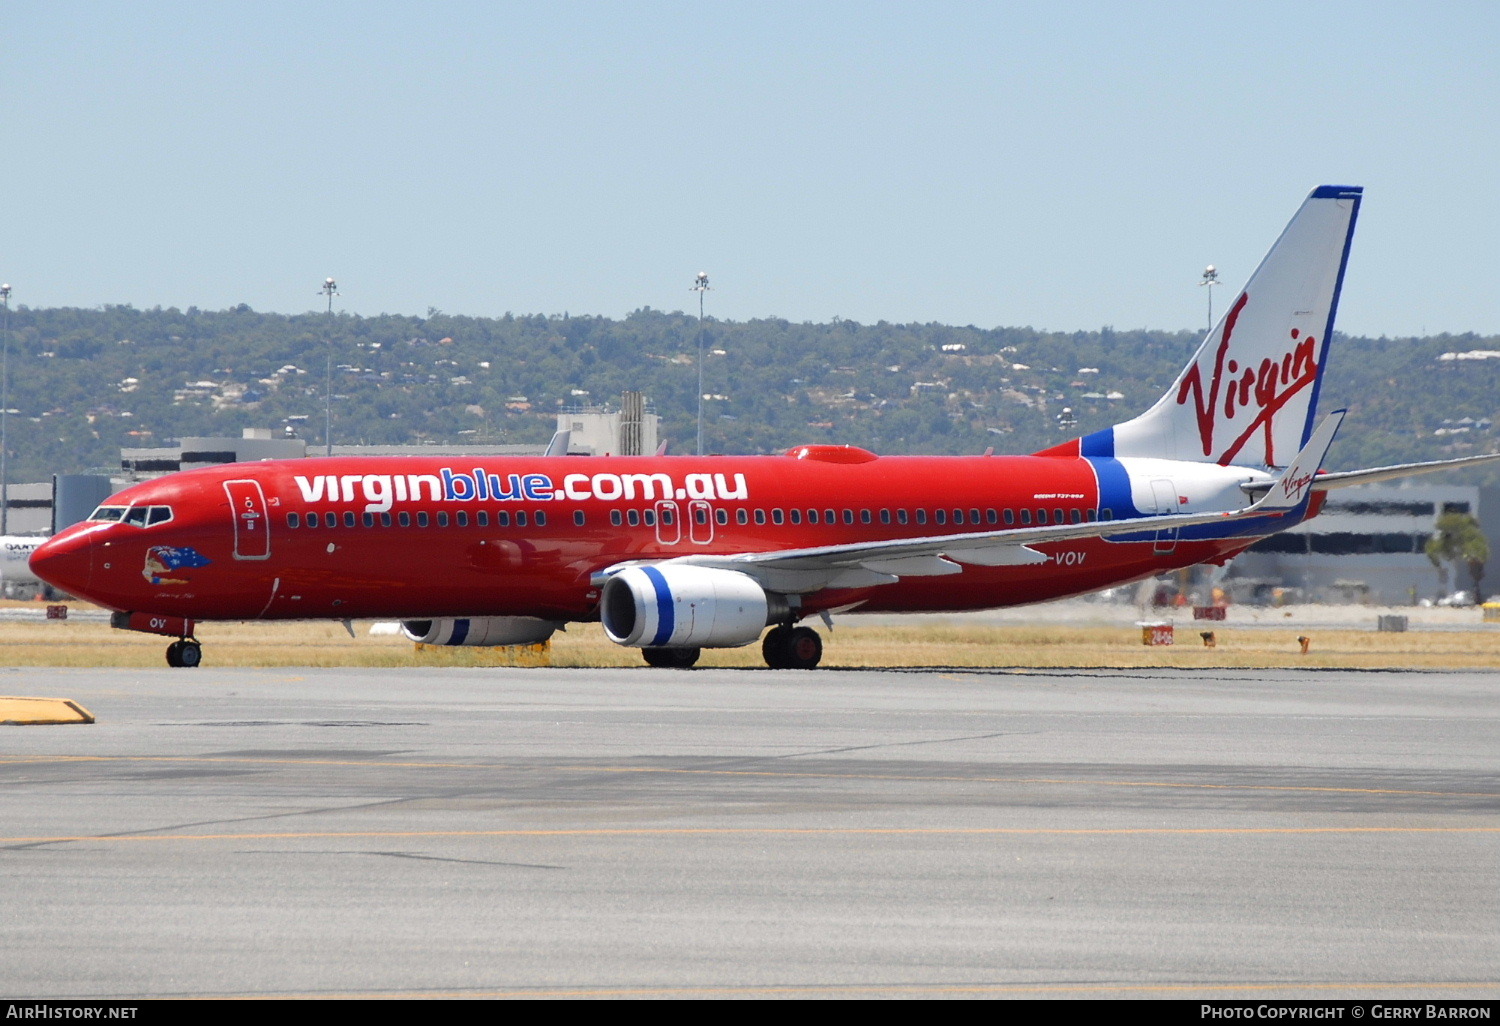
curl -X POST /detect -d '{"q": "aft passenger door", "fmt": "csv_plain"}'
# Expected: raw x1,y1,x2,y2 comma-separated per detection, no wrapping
1150,478,1178,554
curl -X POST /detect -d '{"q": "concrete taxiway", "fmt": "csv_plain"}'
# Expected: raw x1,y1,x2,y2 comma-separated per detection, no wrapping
1,665,1496,999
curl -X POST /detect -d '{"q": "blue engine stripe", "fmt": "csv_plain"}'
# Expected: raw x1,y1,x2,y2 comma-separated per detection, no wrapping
450,619,470,645
642,565,675,647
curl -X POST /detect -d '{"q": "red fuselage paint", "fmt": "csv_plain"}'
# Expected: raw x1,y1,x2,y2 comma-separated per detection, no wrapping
31,451,1269,624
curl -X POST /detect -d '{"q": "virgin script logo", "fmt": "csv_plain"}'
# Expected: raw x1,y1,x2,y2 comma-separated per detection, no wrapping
1175,291,1320,466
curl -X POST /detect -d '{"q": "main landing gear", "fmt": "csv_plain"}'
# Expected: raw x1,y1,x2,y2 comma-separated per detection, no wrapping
761,625,823,670
642,646,700,669
637,625,826,670
165,638,202,668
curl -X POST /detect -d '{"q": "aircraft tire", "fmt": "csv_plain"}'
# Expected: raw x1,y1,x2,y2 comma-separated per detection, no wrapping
763,625,822,669
761,625,793,668
165,641,182,668
784,626,822,669
178,641,202,668
643,646,700,669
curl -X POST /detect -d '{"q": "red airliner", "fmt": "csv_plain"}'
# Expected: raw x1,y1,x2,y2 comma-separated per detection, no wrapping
28,186,1499,668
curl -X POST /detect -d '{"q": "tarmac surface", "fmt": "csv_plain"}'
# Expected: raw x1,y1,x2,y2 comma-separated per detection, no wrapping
1,664,1496,1000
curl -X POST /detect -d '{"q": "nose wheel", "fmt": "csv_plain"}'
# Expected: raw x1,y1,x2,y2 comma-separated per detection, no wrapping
166,639,202,668
762,625,823,669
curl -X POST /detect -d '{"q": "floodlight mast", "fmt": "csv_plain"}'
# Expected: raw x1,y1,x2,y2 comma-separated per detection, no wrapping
1199,264,1220,334
319,277,339,457
690,272,710,455
0,283,10,535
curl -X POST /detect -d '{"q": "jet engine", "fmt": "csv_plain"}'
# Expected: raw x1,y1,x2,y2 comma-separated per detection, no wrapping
400,616,560,647
601,565,785,649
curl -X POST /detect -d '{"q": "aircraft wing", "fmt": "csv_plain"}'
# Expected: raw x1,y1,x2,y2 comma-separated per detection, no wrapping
613,415,1345,595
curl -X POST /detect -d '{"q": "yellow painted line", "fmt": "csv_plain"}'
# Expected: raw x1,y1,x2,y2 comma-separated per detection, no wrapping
3,754,1495,801
224,979,1500,999
0,697,94,725
3,826,1497,845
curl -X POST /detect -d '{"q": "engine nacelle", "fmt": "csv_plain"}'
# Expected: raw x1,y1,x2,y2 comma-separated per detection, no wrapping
401,616,560,647
601,565,778,649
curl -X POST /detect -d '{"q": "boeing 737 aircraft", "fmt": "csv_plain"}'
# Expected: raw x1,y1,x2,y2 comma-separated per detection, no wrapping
29,186,1500,667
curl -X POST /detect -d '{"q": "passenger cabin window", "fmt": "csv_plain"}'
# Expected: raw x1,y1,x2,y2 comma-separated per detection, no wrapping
362,512,374,527
611,510,623,526
344,512,356,528
897,509,909,525
772,509,785,525
574,511,586,527
398,511,411,527
324,512,337,528
287,513,300,528
437,512,449,527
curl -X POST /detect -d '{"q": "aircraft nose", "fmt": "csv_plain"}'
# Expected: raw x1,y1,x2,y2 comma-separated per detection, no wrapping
29,529,93,597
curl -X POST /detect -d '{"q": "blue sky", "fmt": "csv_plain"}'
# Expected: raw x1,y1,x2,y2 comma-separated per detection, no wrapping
5,1,1497,337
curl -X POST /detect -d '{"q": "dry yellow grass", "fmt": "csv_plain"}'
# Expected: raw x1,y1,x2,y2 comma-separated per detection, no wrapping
2,603,1499,669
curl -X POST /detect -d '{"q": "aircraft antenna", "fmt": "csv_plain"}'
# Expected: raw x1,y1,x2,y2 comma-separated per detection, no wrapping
319,277,340,458
690,271,711,455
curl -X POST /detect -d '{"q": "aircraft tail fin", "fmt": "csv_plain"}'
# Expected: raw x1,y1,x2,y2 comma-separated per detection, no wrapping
1040,185,1362,469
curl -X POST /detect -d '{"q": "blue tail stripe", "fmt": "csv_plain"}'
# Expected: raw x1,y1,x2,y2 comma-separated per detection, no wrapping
642,565,675,647
1079,428,1115,458
1085,456,1143,519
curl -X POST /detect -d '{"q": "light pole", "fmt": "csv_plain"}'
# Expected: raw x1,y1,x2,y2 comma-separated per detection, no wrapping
0,282,10,535
690,271,710,455
319,277,339,457
1199,265,1220,334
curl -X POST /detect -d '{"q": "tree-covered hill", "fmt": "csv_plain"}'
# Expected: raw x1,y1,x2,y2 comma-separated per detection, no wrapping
2,304,1497,486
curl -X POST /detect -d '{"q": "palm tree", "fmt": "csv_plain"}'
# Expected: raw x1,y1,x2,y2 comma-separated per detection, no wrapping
1426,512,1490,604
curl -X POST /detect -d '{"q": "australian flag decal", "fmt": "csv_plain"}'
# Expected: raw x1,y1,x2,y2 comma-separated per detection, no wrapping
143,545,213,585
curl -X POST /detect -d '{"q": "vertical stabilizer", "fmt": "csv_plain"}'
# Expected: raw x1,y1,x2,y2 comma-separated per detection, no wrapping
1050,185,1362,468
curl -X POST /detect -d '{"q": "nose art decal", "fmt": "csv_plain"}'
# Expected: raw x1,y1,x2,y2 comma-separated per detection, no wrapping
144,545,212,585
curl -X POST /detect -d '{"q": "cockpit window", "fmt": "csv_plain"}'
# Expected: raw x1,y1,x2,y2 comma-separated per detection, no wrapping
89,504,174,527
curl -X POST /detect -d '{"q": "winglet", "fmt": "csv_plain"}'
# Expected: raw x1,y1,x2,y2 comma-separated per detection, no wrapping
1255,410,1345,512
544,429,571,457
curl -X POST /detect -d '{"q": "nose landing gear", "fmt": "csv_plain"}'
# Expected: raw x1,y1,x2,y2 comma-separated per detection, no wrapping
165,638,202,668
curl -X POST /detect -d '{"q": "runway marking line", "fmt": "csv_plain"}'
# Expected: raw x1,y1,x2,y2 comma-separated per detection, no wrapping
3,826,1497,845
3,754,1496,800
204,980,1500,1000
